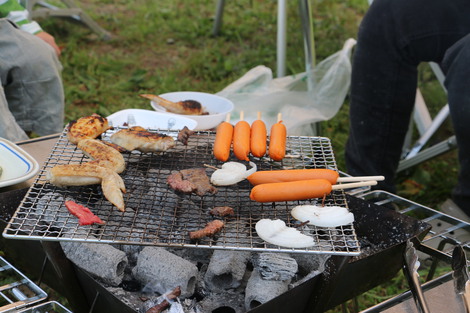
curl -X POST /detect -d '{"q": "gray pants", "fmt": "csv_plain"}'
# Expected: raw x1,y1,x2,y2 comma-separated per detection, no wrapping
0,19,64,142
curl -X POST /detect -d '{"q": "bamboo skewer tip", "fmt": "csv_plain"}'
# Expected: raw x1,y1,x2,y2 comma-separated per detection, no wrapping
337,175,385,183
331,180,378,190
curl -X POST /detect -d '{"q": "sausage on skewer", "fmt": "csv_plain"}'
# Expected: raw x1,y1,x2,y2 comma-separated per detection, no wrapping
233,111,251,161
268,113,287,161
247,168,385,185
250,112,267,158
249,179,378,203
213,114,233,162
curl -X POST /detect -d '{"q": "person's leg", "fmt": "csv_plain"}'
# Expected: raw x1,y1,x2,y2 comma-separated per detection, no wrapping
441,34,470,214
0,19,64,138
345,0,470,192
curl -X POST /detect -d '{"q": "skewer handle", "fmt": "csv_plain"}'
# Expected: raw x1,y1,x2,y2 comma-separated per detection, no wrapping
225,113,231,123
331,180,377,190
337,175,385,183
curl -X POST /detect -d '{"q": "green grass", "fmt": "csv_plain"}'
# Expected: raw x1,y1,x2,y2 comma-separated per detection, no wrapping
33,0,457,311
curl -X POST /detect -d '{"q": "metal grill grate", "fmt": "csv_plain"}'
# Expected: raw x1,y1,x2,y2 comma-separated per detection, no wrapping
3,128,361,256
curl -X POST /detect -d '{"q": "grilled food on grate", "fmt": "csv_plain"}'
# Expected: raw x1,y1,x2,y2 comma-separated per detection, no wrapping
67,113,110,144
77,138,126,173
47,163,126,211
110,126,176,153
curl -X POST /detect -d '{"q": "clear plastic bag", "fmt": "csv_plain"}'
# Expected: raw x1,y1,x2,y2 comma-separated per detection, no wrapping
217,38,356,136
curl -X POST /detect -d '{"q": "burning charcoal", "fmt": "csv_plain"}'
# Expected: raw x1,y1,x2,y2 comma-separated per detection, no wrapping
204,245,251,290
252,253,298,281
291,253,331,276
34,192,71,228
198,290,245,313
60,231,128,286
120,279,142,292
132,247,198,298
244,269,290,311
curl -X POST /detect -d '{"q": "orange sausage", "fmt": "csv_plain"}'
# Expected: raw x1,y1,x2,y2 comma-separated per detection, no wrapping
233,120,251,161
250,119,267,158
213,121,234,162
268,121,286,161
247,169,339,185
249,179,332,203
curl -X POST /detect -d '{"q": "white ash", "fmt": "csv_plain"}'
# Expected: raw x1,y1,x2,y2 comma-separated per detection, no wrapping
132,247,198,298
34,192,71,229
204,245,251,290
198,290,245,313
244,268,290,311
252,253,298,281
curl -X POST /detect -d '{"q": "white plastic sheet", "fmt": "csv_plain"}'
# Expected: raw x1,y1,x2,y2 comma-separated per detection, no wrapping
217,38,356,136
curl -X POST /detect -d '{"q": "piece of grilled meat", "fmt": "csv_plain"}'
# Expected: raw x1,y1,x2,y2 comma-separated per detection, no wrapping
47,163,126,211
167,168,217,196
67,113,109,144
110,126,176,153
77,138,126,173
140,94,205,115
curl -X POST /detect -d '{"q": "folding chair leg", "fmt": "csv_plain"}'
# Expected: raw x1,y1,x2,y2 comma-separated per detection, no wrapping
212,0,225,36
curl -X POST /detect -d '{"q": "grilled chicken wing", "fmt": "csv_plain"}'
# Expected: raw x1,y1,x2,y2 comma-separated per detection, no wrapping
140,94,205,115
47,163,126,211
110,126,176,153
77,138,126,173
67,113,110,144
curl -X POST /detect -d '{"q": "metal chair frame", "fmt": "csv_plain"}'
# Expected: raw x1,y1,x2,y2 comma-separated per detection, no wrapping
22,0,112,40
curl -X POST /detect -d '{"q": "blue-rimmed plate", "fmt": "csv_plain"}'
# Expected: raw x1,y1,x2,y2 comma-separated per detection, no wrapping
0,138,40,188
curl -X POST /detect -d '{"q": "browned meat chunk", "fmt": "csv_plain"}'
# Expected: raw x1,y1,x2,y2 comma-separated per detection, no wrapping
177,126,195,145
189,220,224,240
210,206,235,217
167,168,217,196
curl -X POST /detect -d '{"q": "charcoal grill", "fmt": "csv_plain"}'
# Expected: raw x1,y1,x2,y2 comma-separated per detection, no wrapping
3,128,360,256
3,132,468,313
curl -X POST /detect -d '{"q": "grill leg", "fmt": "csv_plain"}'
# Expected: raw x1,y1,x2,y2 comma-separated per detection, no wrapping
41,241,90,313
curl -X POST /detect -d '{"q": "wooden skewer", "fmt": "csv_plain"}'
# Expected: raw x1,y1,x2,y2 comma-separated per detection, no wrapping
240,110,245,121
331,180,378,190
277,112,282,123
257,111,261,120
204,164,219,170
225,113,231,123
337,175,385,183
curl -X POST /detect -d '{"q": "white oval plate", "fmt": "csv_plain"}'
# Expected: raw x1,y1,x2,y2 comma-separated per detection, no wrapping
0,138,40,188
107,109,198,130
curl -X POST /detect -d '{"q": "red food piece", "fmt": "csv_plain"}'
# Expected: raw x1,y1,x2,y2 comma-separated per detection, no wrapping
65,200,105,226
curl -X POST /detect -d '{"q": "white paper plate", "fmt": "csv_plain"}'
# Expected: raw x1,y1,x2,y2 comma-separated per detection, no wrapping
150,91,234,130
0,138,40,188
107,109,198,130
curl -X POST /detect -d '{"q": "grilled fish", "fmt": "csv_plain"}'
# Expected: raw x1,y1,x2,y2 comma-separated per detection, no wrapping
67,113,109,144
110,126,176,153
140,94,205,115
47,163,126,211
77,138,126,173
